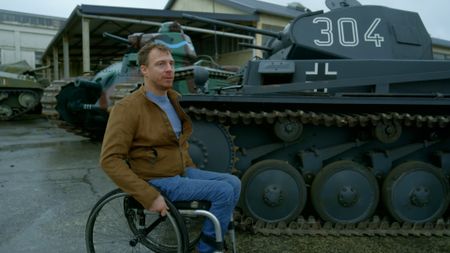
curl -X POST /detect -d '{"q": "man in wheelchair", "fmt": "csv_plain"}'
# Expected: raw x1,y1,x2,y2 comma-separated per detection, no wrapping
100,42,241,253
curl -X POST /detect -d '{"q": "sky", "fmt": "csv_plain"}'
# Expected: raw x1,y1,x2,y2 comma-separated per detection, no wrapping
1,0,449,41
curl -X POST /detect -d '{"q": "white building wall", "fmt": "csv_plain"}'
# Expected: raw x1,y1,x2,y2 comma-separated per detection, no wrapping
0,17,61,67
0,29,14,46
1,48,16,63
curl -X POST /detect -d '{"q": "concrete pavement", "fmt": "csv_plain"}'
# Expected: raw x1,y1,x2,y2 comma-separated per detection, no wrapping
0,115,114,253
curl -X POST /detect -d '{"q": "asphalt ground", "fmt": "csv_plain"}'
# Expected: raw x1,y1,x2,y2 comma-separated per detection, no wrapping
1,115,450,253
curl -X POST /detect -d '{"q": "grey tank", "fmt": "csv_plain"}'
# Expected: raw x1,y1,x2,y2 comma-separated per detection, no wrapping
180,1,450,236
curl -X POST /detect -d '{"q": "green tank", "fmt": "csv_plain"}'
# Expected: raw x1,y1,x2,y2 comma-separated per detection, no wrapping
0,60,49,120
41,21,235,137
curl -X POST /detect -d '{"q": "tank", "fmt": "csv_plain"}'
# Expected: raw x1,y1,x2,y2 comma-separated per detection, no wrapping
41,21,236,137
0,60,49,120
180,1,450,236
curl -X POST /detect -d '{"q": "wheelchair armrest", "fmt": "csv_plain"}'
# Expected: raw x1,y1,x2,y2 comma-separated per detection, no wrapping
124,194,211,211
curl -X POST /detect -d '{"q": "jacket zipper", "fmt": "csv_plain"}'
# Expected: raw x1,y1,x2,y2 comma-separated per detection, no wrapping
178,140,185,175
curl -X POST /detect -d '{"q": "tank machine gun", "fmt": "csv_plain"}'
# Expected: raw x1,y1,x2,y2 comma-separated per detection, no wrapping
0,61,50,120
41,21,236,138
181,1,450,236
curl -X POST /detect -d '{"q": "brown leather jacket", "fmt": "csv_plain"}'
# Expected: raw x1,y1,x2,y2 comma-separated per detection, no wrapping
100,85,195,209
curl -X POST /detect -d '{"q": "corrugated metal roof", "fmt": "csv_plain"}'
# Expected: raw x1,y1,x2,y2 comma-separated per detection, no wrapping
165,0,306,18
222,0,305,18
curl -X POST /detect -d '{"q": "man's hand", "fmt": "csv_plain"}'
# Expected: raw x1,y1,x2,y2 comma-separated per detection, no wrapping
148,194,169,216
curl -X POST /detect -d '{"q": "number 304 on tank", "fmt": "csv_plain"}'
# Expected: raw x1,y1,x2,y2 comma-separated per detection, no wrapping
313,17,384,47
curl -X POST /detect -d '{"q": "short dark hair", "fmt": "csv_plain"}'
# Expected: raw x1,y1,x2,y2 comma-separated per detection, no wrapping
138,43,171,66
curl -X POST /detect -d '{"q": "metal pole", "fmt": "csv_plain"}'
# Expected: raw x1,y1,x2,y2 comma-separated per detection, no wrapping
52,46,59,80
63,34,70,79
77,10,254,41
81,17,91,74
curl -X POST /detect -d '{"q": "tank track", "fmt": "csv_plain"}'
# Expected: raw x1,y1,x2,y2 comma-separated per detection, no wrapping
41,80,67,119
186,105,450,236
0,89,40,120
234,213,450,237
109,83,139,107
40,80,94,138
185,106,450,128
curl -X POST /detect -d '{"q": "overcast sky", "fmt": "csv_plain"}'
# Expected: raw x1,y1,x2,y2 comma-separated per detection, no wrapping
1,0,449,40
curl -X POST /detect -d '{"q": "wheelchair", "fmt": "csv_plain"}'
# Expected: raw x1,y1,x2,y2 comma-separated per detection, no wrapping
85,188,237,253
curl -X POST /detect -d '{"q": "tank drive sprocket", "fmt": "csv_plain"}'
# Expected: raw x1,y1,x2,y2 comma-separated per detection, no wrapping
188,120,237,174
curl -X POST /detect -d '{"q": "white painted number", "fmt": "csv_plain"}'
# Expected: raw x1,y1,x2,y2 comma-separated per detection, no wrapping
313,17,384,47
338,18,359,47
364,18,384,47
313,17,333,46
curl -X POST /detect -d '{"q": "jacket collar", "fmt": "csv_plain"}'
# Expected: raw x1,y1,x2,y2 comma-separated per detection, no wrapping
137,84,192,140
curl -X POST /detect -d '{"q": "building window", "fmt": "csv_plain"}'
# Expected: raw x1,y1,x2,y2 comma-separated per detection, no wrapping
35,51,44,67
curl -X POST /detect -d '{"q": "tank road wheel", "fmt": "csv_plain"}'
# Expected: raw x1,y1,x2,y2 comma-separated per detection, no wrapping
0,104,13,120
18,92,38,108
241,159,307,223
188,120,236,173
374,120,402,143
382,161,450,223
311,160,379,224
274,119,303,142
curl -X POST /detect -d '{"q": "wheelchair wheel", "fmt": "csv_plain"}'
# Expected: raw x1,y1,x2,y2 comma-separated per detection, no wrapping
85,189,188,253
126,198,205,252
181,211,205,250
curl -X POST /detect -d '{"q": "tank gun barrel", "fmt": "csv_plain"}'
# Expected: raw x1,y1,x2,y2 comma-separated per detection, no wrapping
238,42,272,52
32,65,51,72
74,79,102,93
102,32,130,45
182,14,282,39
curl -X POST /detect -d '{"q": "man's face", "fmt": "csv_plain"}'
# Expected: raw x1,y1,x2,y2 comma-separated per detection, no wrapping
141,48,175,93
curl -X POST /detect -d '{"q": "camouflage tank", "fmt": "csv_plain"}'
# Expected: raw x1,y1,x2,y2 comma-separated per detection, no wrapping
0,60,49,120
41,21,235,137
180,0,450,236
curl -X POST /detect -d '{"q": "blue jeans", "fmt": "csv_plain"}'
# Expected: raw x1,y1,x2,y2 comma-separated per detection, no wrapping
149,167,241,253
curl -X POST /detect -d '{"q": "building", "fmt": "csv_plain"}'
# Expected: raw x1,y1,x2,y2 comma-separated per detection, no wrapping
0,9,65,68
